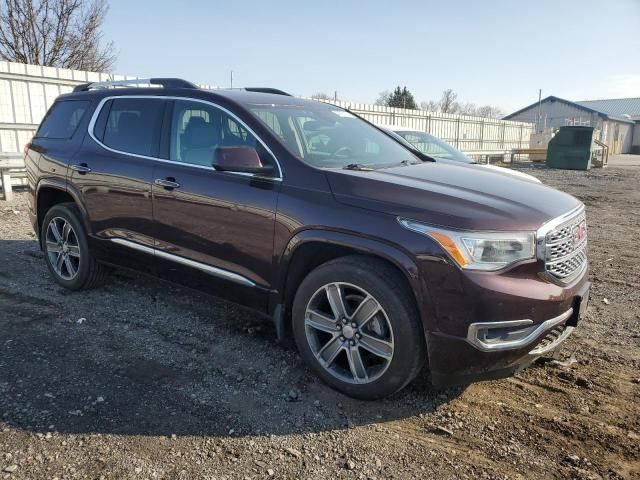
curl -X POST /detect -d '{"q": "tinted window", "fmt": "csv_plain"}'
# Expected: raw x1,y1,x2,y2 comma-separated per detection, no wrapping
170,100,274,168
36,100,89,139
101,98,165,157
395,131,472,163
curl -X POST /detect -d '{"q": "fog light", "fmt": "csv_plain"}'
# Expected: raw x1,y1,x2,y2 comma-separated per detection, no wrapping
467,309,574,352
467,319,534,351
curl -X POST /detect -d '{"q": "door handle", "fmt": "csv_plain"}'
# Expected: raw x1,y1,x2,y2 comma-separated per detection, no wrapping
154,178,181,190
70,163,91,173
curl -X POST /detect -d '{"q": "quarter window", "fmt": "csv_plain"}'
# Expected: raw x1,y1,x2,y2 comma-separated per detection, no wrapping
36,100,89,139
100,98,165,157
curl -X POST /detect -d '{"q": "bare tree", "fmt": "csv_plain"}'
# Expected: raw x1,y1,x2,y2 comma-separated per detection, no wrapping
420,100,439,112
0,0,115,72
458,101,477,116
419,89,504,118
439,89,459,114
375,90,391,106
311,92,332,101
476,105,504,119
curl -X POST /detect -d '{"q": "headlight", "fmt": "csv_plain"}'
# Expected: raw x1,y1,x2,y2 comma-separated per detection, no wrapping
398,218,535,271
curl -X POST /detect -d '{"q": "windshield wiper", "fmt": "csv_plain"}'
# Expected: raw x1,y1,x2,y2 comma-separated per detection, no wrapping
379,159,421,169
343,163,374,171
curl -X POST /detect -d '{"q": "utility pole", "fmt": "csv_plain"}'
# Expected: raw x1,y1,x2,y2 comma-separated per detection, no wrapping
230,70,233,89
537,89,542,132
334,91,337,102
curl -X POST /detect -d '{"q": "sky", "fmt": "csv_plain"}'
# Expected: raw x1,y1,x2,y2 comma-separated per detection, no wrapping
102,0,640,113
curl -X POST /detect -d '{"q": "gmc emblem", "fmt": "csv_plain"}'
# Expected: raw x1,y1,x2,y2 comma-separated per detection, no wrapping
572,221,587,247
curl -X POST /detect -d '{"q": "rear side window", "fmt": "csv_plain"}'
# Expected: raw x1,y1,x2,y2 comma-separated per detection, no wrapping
98,98,165,157
36,100,90,139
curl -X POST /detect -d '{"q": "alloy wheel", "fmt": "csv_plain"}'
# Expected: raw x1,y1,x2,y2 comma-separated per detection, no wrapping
45,217,81,280
304,282,394,384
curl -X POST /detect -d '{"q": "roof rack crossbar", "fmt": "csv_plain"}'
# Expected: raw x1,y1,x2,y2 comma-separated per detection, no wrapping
73,78,198,92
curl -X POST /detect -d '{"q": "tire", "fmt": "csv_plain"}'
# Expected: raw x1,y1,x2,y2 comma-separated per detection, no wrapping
292,255,426,399
41,202,107,290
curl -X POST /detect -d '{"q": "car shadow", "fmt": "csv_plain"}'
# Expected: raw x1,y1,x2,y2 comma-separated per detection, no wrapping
0,239,464,439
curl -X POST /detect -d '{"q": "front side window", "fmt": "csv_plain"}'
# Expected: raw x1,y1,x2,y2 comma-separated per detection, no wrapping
248,105,419,169
100,98,165,157
170,100,272,168
36,100,89,139
395,131,472,163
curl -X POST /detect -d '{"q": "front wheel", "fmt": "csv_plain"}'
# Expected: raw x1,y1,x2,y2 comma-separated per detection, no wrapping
292,256,426,399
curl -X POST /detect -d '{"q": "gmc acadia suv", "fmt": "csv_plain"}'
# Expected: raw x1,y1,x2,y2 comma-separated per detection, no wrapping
24,78,590,399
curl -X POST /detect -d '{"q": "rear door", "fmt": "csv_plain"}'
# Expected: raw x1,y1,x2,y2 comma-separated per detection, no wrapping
71,96,166,270
151,99,281,310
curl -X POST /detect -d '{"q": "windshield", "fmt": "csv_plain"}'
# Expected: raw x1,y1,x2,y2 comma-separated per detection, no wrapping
248,104,420,169
394,130,472,163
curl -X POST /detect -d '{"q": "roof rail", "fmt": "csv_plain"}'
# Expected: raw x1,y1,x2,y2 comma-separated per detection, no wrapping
72,78,198,92
243,87,292,96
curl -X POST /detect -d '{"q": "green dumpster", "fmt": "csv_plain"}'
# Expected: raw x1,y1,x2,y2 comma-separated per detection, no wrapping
546,126,594,170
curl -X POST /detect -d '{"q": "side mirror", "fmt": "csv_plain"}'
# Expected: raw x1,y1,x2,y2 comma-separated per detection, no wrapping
212,146,275,175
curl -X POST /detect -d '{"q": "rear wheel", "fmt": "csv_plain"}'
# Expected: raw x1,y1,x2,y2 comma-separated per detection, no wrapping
292,256,426,399
41,203,106,290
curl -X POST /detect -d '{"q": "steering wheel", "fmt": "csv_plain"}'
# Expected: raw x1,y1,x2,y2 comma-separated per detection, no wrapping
332,146,353,158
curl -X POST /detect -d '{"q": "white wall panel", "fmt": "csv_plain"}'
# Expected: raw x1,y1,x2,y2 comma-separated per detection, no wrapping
11,81,31,124
0,130,17,153
0,79,14,123
28,82,46,122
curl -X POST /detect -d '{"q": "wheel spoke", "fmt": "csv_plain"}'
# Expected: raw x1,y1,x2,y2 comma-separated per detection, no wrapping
346,347,368,383
306,309,338,334
351,296,380,326
55,253,64,273
49,221,62,242
46,241,62,254
325,283,347,319
64,256,77,277
359,333,393,359
67,245,80,258
317,335,343,366
62,221,72,242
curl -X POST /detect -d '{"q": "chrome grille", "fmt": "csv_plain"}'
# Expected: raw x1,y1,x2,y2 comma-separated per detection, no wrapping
544,210,587,283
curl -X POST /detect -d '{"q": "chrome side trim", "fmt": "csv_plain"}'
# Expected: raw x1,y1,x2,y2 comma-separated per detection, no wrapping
111,238,155,255
86,95,283,181
466,308,573,352
110,238,256,287
529,326,575,356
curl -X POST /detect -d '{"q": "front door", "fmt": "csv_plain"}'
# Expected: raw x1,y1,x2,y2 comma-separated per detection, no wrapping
151,99,281,310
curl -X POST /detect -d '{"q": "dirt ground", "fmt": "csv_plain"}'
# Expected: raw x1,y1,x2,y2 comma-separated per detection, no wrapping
0,163,639,480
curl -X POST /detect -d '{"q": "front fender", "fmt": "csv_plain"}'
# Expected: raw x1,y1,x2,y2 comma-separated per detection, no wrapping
273,228,427,334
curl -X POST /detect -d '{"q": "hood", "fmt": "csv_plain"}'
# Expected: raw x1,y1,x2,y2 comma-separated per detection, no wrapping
326,162,580,231
482,164,542,183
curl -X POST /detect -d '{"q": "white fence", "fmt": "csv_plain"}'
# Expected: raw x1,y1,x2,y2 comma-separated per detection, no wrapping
0,61,533,159
317,100,534,153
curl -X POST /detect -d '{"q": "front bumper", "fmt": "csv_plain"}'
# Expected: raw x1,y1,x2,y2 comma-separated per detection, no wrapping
429,307,580,386
421,259,590,386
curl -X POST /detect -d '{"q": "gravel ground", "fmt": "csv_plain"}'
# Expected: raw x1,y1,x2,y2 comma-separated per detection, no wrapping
1,164,639,479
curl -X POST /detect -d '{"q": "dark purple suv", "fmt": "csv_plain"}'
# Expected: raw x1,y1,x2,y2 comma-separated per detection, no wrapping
24,79,590,399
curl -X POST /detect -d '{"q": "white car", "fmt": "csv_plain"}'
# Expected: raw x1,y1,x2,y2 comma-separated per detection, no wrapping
379,125,542,184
